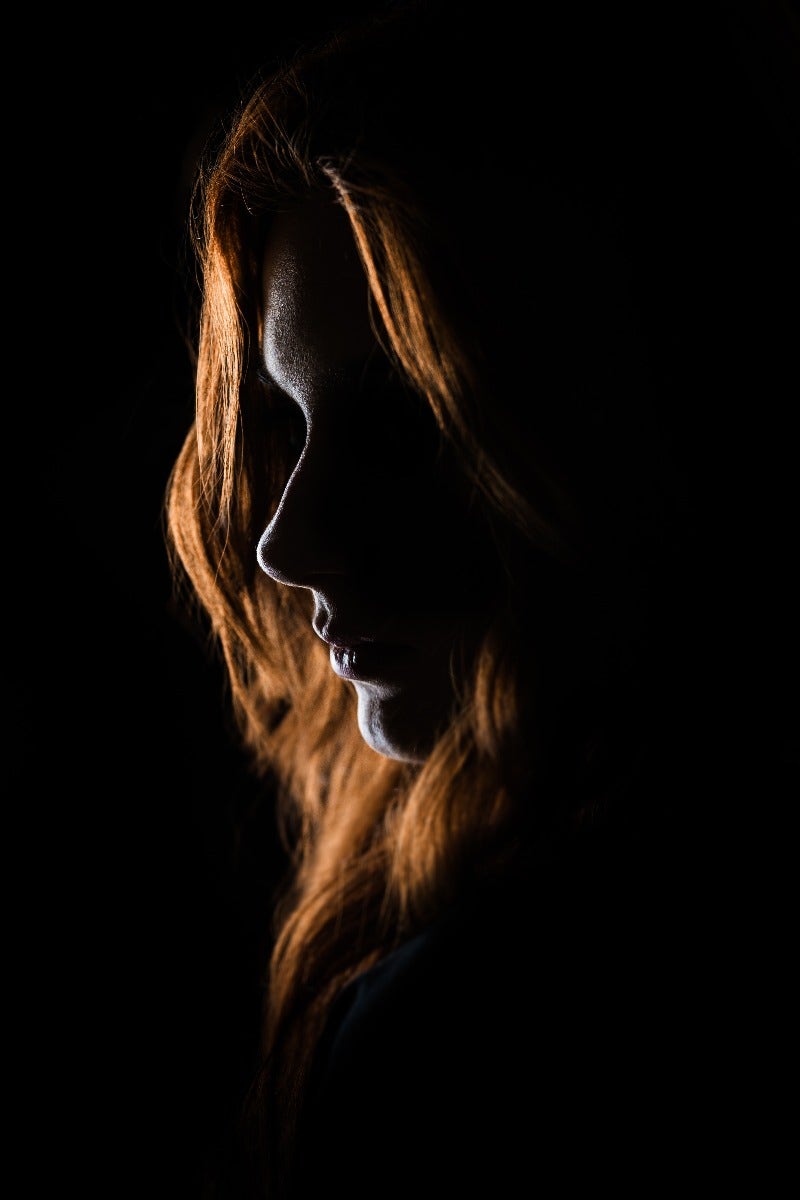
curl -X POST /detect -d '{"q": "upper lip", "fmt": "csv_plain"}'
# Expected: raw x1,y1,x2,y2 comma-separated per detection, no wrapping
313,622,379,648
313,618,414,649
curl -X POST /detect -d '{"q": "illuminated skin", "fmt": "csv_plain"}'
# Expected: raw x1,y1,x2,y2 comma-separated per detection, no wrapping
256,193,498,762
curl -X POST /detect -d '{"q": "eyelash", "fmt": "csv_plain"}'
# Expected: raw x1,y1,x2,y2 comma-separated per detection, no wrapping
256,371,307,457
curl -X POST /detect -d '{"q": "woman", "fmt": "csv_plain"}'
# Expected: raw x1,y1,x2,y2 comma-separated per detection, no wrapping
166,2,797,1195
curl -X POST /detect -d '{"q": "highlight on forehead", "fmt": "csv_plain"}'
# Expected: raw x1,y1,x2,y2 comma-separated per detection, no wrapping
260,193,378,400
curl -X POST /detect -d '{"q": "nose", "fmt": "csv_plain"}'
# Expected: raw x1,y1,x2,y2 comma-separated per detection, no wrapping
256,443,351,588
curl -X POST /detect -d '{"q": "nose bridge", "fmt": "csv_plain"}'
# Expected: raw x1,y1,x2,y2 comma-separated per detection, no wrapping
256,440,347,586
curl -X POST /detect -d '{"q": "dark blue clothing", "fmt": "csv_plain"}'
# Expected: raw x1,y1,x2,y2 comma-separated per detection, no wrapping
290,822,716,1197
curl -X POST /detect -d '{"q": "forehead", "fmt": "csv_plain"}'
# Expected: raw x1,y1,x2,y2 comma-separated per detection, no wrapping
261,193,378,400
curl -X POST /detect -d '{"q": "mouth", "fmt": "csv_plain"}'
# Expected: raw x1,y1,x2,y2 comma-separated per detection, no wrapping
313,620,414,683
328,641,413,682
312,606,420,683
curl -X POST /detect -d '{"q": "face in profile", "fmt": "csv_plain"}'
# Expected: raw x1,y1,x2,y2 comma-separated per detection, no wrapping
256,193,499,762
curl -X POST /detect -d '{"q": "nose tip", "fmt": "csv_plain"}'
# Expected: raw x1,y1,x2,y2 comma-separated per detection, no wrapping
256,522,292,584
256,434,385,588
256,479,351,588
255,450,327,586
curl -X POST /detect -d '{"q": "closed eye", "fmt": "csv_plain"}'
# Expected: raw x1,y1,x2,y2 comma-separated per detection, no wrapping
256,368,308,459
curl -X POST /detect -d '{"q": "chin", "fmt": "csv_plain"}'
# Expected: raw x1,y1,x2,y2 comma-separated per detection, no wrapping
355,684,432,764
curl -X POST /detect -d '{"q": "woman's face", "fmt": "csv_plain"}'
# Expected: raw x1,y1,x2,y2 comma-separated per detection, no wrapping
256,193,499,762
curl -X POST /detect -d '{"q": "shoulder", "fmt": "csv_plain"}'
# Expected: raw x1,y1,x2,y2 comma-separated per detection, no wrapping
292,822,714,1197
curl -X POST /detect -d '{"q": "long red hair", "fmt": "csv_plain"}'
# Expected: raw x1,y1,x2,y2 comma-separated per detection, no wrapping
165,2,701,1191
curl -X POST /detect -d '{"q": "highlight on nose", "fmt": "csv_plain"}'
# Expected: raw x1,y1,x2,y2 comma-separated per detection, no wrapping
255,446,325,587
256,483,346,587
257,516,294,586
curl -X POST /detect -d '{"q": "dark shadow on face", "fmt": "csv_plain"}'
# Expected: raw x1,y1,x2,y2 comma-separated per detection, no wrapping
256,192,501,761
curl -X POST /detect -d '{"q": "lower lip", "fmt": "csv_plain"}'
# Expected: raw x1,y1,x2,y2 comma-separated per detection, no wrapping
330,643,412,682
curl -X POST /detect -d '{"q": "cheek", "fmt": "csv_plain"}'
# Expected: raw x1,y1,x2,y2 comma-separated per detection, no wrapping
379,476,499,612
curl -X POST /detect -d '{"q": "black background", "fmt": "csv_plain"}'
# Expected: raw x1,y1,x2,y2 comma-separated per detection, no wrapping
16,5,387,1195
13,3,800,1194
